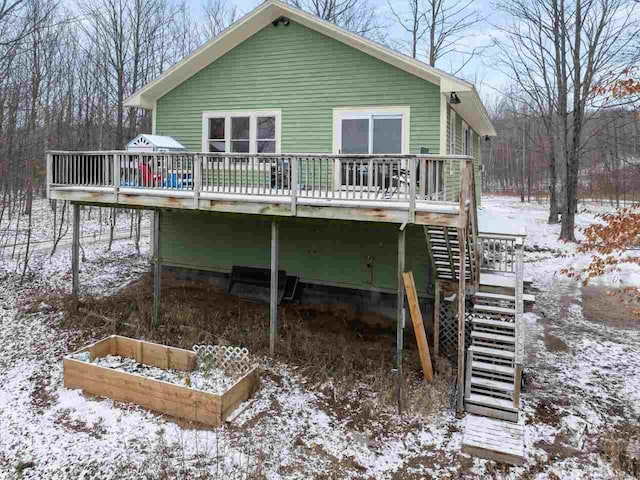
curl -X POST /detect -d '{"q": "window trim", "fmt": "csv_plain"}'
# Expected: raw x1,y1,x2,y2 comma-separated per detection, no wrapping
462,120,471,156
449,109,456,155
201,110,282,154
332,106,410,155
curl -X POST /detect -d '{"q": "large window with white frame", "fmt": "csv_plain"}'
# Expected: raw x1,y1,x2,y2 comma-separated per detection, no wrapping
202,110,281,156
334,108,409,155
333,107,410,187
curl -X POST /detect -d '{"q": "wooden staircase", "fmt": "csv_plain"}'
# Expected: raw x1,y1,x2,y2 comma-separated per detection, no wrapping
422,159,525,423
425,219,525,423
465,244,524,422
465,284,523,422
424,226,474,282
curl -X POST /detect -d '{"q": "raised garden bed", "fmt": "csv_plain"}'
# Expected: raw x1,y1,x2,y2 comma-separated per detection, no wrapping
63,335,259,427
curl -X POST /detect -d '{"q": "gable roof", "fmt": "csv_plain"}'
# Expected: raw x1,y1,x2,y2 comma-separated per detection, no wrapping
125,0,496,136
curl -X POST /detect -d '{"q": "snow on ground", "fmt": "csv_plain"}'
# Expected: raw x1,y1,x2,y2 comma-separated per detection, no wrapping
0,196,639,478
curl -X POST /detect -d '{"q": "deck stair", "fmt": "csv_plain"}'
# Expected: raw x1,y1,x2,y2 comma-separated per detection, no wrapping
424,226,473,282
464,241,525,423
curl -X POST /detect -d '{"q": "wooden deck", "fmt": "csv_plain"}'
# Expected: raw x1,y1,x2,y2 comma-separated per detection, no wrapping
461,414,526,465
46,151,474,227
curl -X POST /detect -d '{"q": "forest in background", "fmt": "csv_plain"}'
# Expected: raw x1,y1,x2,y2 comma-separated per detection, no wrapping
0,0,639,261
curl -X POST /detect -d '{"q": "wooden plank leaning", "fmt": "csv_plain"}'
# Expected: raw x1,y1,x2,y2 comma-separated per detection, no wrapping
402,271,434,382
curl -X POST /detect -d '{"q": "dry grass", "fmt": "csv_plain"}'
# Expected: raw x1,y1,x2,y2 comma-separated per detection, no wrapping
34,271,453,419
599,423,640,478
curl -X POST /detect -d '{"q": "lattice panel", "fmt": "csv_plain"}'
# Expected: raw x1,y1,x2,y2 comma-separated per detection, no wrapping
439,299,472,366
193,344,253,378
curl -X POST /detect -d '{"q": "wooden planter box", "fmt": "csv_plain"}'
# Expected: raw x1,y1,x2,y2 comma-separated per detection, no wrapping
63,335,259,427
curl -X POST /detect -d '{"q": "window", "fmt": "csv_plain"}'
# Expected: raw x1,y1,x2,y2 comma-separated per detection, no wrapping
231,117,250,153
334,107,409,155
257,116,276,153
463,122,472,156
202,110,281,154
333,107,410,187
208,117,225,152
449,110,456,154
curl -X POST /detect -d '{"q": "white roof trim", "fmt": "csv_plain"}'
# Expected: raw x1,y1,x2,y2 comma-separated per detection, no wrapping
125,0,495,136
128,134,185,149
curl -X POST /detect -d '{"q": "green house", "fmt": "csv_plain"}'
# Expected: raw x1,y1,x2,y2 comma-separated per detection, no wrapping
48,0,535,424
121,0,494,298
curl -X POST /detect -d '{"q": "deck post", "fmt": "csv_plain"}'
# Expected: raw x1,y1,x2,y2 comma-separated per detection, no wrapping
290,157,297,216
72,203,80,297
270,219,279,356
433,280,440,357
409,157,416,223
456,226,467,414
46,152,52,200
193,154,201,209
396,225,406,414
152,210,161,328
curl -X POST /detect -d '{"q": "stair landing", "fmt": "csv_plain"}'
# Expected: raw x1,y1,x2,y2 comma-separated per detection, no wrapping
461,414,526,465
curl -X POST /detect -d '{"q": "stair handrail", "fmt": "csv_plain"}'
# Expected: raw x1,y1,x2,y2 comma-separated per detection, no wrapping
513,238,525,409
458,159,479,289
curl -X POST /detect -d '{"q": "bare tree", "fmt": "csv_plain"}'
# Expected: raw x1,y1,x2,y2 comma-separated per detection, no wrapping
288,0,380,37
386,0,429,58
201,0,237,41
495,0,639,239
386,0,482,74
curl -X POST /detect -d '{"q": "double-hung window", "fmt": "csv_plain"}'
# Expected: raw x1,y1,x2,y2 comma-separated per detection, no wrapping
202,111,281,158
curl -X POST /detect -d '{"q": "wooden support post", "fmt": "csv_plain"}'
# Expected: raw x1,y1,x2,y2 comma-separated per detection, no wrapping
434,280,441,357
397,226,406,414
72,203,80,297
152,210,161,328
456,227,467,414
270,219,279,357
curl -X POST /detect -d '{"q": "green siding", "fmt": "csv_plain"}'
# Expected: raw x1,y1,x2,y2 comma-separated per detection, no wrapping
160,211,432,294
156,20,441,154
441,108,482,203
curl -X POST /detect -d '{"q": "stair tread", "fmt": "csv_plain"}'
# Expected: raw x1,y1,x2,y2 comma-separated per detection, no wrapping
471,317,516,329
469,345,515,359
474,292,515,301
473,304,516,315
471,331,516,343
475,291,536,303
472,361,515,375
471,376,515,392
466,393,519,412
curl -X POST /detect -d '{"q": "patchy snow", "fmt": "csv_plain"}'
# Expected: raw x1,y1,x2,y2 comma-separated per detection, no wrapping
0,195,639,478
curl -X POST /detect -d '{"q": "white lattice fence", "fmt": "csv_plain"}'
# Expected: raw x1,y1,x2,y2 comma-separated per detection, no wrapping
193,344,253,379
439,298,472,366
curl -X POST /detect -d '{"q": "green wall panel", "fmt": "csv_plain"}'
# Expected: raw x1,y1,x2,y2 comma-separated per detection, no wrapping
156,20,441,154
159,211,432,294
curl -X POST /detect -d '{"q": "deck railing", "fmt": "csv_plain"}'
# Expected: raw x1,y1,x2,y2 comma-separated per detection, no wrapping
48,151,468,205
478,234,527,273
